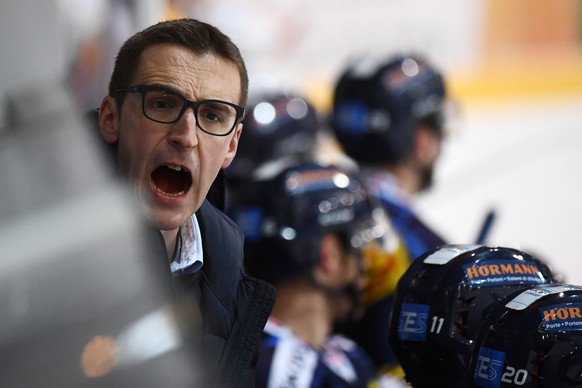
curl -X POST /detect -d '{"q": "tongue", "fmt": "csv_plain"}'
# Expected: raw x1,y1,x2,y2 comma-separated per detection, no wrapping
152,166,189,195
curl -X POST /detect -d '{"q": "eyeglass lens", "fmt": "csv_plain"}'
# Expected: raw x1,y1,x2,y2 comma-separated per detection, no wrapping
143,89,238,135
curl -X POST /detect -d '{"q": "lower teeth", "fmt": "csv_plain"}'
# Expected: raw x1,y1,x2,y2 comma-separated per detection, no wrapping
153,184,185,197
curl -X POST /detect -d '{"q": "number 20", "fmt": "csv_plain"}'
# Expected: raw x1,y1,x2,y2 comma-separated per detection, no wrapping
501,366,528,385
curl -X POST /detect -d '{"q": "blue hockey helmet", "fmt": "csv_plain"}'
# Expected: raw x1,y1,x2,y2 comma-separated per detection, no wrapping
330,55,446,164
230,162,393,283
388,245,557,387
471,283,582,387
226,92,319,182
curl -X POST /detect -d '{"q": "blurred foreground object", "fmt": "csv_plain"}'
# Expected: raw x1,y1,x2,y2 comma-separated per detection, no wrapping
0,1,204,387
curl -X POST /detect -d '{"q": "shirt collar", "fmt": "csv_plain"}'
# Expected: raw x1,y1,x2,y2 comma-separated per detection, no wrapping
170,213,204,273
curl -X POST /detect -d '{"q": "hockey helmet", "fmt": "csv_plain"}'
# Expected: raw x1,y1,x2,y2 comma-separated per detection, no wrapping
471,283,582,387
226,92,319,182
330,55,446,164
230,162,392,283
388,245,557,387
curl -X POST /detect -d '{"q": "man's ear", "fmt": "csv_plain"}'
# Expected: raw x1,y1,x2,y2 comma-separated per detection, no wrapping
414,124,440,164
98,96,120,144
221,122,243,169
319,234,342,274
313,234,343,286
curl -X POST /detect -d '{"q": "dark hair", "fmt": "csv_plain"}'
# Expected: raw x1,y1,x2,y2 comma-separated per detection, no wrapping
108,18,248,108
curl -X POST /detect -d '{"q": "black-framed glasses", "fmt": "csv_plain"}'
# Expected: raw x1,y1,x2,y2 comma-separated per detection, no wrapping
115,85,245,136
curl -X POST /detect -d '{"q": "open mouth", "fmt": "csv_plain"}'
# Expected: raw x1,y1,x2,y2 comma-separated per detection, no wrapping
151,164,192,197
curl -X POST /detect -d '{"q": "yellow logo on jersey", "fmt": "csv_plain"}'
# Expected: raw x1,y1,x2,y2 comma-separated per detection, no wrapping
362,238,411,305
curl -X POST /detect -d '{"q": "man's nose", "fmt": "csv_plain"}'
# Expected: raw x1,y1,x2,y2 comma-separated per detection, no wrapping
167,106,199,149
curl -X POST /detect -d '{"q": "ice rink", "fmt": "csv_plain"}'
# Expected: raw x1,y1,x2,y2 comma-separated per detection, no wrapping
416,95,582,284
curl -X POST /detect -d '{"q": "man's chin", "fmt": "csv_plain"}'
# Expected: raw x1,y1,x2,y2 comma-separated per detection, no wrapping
143,211,187,233
138,194,194,232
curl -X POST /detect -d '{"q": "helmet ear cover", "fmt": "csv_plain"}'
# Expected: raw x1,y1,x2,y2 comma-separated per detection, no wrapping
388,245,557,388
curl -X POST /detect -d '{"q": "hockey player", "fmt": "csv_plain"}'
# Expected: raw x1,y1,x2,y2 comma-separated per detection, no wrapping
330,54,448,261
329,55,449,371
228,89,411,383
230,162,406,387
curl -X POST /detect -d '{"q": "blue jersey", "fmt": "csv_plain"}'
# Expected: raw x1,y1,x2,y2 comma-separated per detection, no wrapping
360,168,446,261
256,319,377,388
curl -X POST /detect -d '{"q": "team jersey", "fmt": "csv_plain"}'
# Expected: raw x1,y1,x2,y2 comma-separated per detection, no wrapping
256,318,378,388
360,168,446,261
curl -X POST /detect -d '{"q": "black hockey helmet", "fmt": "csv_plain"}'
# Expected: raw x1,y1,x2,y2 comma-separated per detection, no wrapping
226,92,319,182
330,55,446,164
388,245,557,387
471,283,582,387
230,161,392,284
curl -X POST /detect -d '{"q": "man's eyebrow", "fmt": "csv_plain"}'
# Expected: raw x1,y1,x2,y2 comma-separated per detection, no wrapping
146,83,183,95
